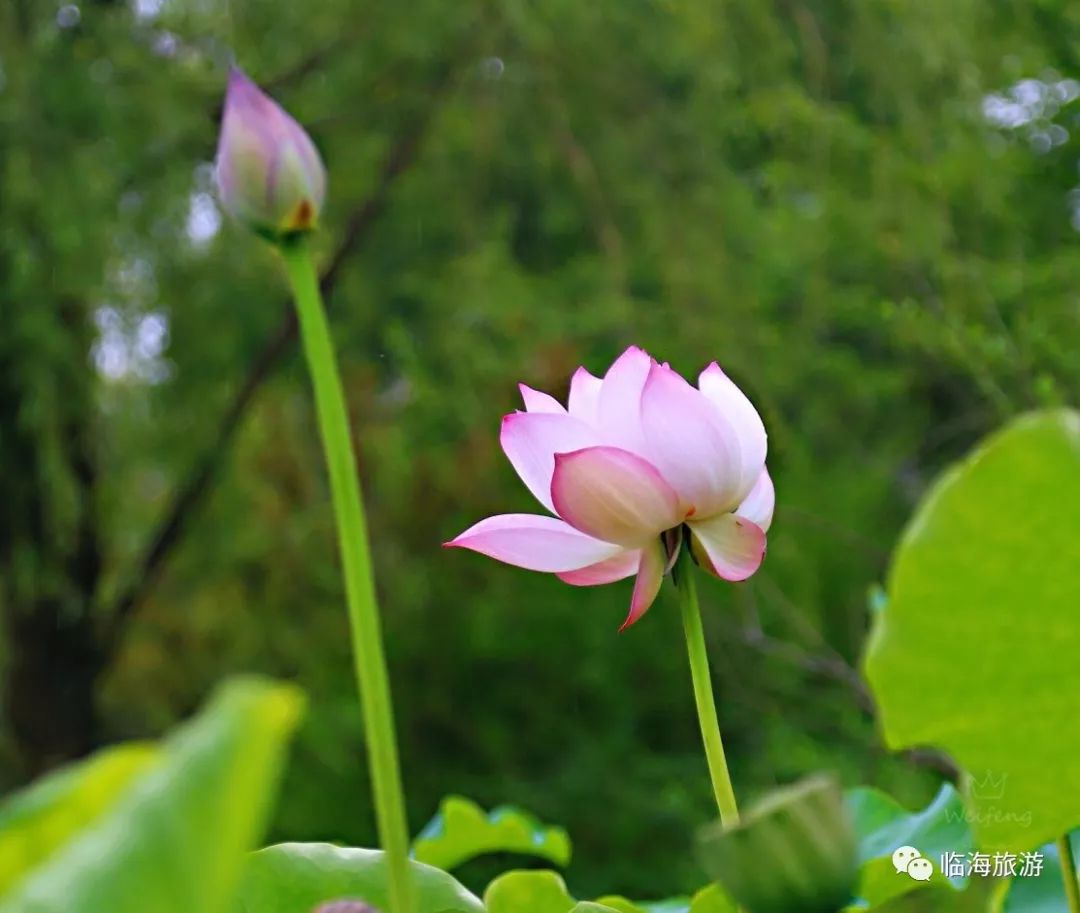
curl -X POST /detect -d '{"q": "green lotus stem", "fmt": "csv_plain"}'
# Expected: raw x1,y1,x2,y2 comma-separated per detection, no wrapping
280,236,413,913
1060,834,1080,913
676,549,741,828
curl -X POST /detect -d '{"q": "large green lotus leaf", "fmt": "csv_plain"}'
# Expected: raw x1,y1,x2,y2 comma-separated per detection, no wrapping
845,867,995,913
592,897,653,913
0,743,158,895
996,834,1080,913
603,887,734,913
236,843,484,913
864,410,1080,851
412,794,571,871
642,902,690,913
852,855,960,908
484,870,577,913
594,889,731,913
846,785,972,876
687,885,737,913
483,871,650,913
589,891,729,913
0,677,302,913
570,905,623,913
858,878,995,912
844,786,1076,911
483,871,730,913
850,833,1079,912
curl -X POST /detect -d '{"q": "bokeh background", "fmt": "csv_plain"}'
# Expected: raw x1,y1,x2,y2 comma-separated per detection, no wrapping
1,0,1078,899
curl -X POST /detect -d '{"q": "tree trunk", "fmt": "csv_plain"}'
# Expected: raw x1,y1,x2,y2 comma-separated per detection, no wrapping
0,286,105,779
2,603,104,777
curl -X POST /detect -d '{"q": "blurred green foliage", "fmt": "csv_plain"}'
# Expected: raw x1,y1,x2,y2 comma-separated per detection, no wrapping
0,678,302,913
0,742,156,893
1,0,1078,900
412,795,571,873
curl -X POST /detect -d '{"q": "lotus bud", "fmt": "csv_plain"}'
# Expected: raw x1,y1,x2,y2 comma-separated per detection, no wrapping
214,67,326,239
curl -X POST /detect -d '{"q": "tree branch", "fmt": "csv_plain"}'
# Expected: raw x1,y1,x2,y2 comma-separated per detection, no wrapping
99,66,456,658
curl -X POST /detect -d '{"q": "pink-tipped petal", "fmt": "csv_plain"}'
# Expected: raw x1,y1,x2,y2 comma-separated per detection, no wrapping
568,366,603,427
736,468,774,532
698,363,768,504
620,539,666,630
557,549,641,586
500,412,598,512
519,383,566,414
639,362,743,516
688,513,767,582
445,514,622,572
597,346,654,452
551,446,682,547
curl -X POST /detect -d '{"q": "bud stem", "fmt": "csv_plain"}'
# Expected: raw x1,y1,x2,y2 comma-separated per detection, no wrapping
675,548,741,829
1060,834,1080,913
280,236,413,913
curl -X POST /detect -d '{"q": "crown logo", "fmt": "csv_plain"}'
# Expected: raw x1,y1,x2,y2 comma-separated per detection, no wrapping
970,771,1007,800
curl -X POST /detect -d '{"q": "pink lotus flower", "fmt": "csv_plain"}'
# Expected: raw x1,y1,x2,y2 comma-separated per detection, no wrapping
446,347,774,629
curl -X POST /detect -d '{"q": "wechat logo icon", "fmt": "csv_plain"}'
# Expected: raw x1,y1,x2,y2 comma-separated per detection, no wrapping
893,845,933,882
